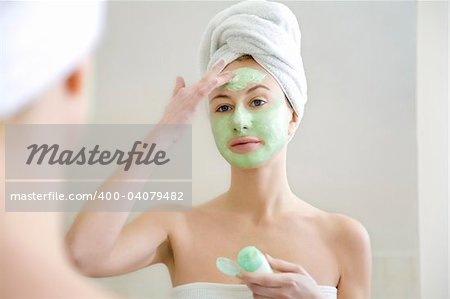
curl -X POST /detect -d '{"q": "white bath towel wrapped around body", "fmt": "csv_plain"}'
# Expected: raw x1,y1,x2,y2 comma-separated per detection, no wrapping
172,282,337,299
199,0,308,120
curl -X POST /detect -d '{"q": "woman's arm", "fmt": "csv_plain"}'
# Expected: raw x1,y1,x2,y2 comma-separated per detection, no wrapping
65,210,172,277
65,59,235,277
334,215,372,298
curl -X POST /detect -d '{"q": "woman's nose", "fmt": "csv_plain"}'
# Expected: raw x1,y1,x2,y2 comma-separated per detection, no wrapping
232,106,252,132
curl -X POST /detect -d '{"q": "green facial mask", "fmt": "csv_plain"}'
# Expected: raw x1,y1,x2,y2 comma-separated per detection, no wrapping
210,84,290,169
222,67,267,92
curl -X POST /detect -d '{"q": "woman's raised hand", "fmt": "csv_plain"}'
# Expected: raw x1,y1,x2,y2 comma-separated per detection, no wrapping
237,254,326,299
159,59,235,125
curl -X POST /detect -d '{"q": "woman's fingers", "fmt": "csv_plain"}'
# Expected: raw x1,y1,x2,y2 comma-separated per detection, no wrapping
247,283,279,298
172,76,186,96
172,60,234,102
237,256,324,299
161,59,234,125
237,272,284,288
247,285,272,299
217,71,236,86
241,273,303,298
265,254,318,285
210,59,226,75
196,72,234,98
193,65,234,100
266,254,306,275
196,59,225,93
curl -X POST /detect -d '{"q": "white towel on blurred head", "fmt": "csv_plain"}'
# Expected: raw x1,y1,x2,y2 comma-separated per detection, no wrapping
0,1,105,119
199,0,307,119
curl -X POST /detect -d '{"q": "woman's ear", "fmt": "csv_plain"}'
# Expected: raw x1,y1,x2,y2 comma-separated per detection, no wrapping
288,109,300,137
65,60,89,97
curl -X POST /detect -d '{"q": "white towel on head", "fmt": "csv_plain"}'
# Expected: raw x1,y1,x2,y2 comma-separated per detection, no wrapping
199,0,307,119
0,1,105,119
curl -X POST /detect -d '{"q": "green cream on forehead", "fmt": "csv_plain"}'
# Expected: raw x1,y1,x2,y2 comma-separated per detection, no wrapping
222,67,267,91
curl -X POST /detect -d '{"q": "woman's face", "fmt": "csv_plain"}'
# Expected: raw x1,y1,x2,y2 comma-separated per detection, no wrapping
208,58,295,169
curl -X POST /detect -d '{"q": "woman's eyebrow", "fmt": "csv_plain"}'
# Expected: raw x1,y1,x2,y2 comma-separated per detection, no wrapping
210,94,231,102
246,84,270,94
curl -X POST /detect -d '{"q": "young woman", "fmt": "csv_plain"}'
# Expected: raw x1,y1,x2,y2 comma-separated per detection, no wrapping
66,2,371,299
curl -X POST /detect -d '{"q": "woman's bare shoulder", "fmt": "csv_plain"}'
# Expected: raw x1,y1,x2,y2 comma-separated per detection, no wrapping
313,209,370,242
319,212,371,262
298,201,368,240
298,204,370,252
328,213,369,242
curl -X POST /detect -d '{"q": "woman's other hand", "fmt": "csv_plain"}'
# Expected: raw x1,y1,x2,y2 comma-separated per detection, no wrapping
159,59,235,125
237,254,326,299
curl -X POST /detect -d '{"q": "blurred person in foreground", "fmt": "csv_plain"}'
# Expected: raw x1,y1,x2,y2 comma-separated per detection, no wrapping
0,2,117,298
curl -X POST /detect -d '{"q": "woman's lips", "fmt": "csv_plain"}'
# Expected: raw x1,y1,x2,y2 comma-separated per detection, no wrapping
229,137,263,154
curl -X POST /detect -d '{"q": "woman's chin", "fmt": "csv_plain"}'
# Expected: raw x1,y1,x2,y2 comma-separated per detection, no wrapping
225,157,269,170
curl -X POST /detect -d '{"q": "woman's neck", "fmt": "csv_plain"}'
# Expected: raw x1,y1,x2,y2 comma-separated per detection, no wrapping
225,150,296,224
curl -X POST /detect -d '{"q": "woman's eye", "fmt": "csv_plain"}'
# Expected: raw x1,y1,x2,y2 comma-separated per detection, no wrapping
251,99,266,107
216,105,232,112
